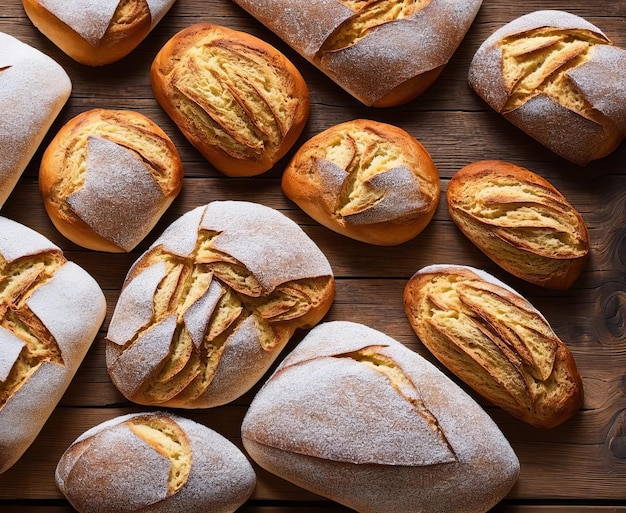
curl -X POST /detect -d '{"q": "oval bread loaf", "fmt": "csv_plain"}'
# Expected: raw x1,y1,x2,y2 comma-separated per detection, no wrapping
447,160,589,289
56,411,256,513
0,216,106,474
232,0,483,107
22,0,177,66
242,320,520,513
282,119,440,245
106,201,335,408
403,264,583,429
39,108,184,253
468,10,626,165
0,32,71,209
151,23,310,177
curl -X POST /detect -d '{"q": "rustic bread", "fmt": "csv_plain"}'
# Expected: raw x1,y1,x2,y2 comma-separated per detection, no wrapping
0,216,106,474
468,10,626,165
404,264,583,429
39,108,183,253
106,201,335,408
0,32,71,209
447,160,589,289
22,0,177,66
56,411,256,513
232,0,483,107
282,119,440,245
242,320,519,513
151,23,310,177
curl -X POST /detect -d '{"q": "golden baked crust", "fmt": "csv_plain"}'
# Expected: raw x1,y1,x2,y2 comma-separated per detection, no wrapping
282,119,440,245
151,23,310,177
469,10,626,165
404,264,583,429
447,160,589,289
40,108,183,253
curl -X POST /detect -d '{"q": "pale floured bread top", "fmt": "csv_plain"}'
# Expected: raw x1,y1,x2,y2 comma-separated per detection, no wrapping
0,216,59,262
0,32,71,208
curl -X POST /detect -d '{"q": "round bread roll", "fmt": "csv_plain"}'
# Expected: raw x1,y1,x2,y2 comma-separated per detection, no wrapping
40,108,184,253
468,10,626,165
56,411,256,513
404,264,584,429
0,216,106,474
22,0,177,66
151,23,310,177
106,201,335,408
282,119,440,245
242,320,520,513
0,31,71,209
447,160,590,289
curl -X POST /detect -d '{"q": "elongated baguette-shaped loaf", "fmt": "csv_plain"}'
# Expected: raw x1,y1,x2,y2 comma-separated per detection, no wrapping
0,32,71,209
106,201,335,408
469,10,626,165
282,119,440,245
447,160,589,289
151,23,310,176
56,411,256,513
22,0,177,66
232,0,483,107
0,217,106,473
242,321,519,513
404,264,583,429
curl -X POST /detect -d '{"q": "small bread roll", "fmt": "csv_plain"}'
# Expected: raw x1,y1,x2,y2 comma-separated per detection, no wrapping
0,32,71,208
22,0,177,66
242,321,520,513
232,0,483,107
56,411,256,513
0,216,106,474
40,108,183,253
106,201,335,408
404,264,583,429
447,160,589,289
151,23,310,177
282,119,440,245
469,10,626,165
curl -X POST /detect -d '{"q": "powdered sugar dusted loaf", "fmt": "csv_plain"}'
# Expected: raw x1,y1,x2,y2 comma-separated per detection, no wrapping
242,320,520,513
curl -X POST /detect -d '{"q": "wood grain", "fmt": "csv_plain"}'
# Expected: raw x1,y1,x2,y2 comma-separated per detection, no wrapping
0,0,625,511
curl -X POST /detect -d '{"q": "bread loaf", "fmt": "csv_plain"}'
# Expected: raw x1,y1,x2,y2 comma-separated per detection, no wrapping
106,201,335,408
39,108,184,253
447,160,589,289
404,264,583,429
242,320,519,513
56,411,256,513
232,0,483,107
0,32,71,209
0,216,106,474
151,23,310,177
468,10,626,165
282,119,440,245
22,0,177,66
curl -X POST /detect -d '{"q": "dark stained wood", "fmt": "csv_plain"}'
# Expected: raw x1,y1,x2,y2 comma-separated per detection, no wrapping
0,0,625,511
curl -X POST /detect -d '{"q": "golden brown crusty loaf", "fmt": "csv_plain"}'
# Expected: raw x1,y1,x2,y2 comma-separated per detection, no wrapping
39,108,183,253
469,10,626,165
151,23,310,177
447,160,589,289
0,32,71,208
282,119,440,245
106,201,335,408
242,320,520,513
56,411,256,513
232,0,483,107
22,0,177,66
404,264,583,429
0,216,106,474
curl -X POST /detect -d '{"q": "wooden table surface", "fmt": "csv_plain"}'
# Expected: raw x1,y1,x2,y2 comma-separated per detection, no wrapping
0,0,625,511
